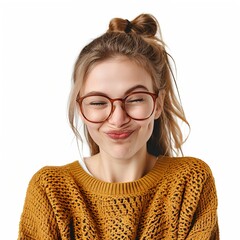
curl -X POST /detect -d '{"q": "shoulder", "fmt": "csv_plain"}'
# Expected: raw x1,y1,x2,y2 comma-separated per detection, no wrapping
28,161,78,190
161,156,214,183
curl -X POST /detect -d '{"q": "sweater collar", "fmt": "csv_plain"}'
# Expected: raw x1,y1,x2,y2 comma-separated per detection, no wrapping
68,156,170,195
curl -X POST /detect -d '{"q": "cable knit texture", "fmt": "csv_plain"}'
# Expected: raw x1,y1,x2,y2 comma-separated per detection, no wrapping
18,156,219,239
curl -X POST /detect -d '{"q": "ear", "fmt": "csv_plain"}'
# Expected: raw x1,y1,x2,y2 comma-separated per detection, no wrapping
76,101,85,122
76,101,81,115
154,90,165,119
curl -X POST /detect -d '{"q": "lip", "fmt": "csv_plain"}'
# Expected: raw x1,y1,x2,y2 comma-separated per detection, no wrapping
106,130,134,140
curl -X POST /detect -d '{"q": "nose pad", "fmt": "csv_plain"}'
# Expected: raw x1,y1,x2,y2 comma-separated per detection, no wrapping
108,102,131,125
111,103,125,117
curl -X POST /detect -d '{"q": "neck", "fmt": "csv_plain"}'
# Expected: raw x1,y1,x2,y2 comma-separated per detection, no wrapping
85,149,157,183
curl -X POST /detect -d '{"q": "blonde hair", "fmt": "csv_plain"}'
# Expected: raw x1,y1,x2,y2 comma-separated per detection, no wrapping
68,13,189,157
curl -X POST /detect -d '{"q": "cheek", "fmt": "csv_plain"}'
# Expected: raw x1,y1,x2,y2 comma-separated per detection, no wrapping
85,123,98,135
138,118,155,136
147,120,155,135
85,122,102,143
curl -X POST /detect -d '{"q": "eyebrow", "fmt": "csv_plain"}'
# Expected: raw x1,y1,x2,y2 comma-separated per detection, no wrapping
83,85,150,97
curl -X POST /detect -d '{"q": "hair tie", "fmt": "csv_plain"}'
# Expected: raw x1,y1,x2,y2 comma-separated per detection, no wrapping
125,19,132,33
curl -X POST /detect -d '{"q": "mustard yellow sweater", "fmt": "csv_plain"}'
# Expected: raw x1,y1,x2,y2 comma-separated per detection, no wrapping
18,156,219,239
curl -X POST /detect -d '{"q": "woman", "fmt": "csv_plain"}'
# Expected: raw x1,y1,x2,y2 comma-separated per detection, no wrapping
18,13,219,239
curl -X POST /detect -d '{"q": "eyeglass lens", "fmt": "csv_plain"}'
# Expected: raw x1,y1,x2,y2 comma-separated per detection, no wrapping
80,92,156,123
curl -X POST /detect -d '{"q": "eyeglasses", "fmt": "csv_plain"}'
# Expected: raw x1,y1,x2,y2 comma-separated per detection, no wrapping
77,91,158,123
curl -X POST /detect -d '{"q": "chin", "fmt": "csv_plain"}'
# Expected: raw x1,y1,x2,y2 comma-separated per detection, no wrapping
106,144,145,160
109,150,134,160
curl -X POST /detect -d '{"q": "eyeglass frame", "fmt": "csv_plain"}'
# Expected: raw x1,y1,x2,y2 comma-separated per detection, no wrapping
76,91,159,123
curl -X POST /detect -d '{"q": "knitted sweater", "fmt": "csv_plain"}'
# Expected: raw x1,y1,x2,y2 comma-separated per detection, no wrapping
18,156,219,239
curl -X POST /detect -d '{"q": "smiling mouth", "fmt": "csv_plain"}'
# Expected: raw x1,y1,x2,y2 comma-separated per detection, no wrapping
106,131,133,140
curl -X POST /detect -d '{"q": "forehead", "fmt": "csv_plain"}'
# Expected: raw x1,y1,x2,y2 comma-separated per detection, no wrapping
82,56,154,96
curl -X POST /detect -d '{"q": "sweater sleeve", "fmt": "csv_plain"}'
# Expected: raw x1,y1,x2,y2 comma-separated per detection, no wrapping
186,164,219,239
18,169,60,240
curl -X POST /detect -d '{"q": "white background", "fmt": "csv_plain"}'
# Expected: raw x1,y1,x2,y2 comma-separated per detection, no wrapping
1,0,239,239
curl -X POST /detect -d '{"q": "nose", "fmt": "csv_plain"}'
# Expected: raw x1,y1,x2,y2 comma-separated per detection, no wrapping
107,101,131,127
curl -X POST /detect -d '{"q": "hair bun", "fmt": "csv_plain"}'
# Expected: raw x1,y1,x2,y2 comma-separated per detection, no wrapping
108,13,158,38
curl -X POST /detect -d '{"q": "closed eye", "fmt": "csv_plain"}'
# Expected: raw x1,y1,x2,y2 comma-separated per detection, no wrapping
127,98,144,103
89,101,108,106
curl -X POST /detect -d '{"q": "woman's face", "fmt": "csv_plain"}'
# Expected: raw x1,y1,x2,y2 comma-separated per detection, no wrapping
80,56,162,159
